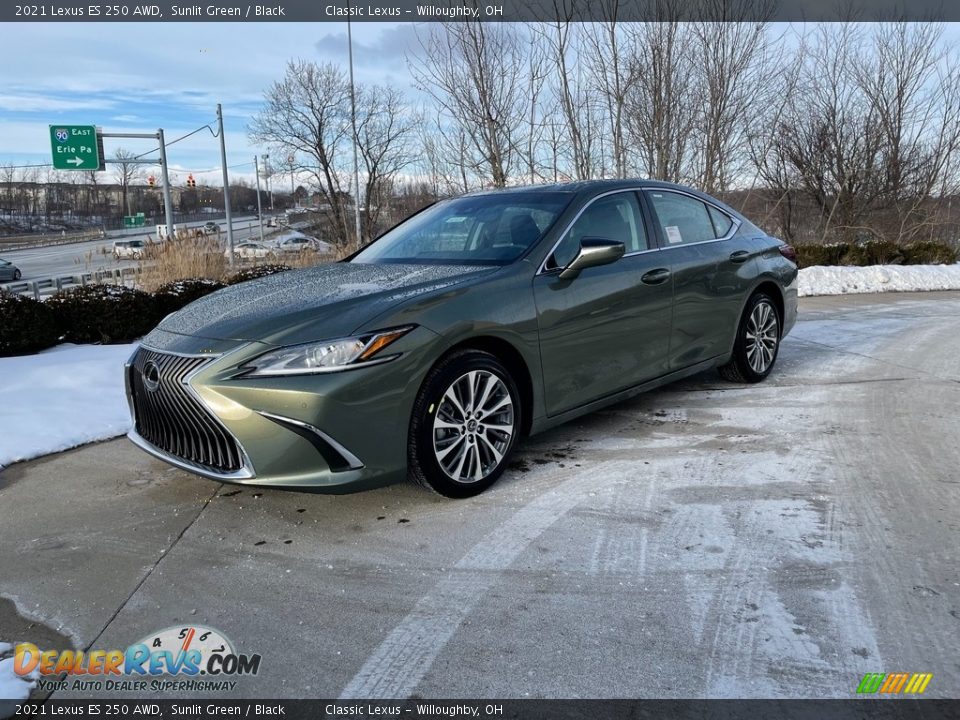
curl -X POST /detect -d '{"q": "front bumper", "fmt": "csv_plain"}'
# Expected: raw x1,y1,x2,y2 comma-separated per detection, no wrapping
124,327,438,491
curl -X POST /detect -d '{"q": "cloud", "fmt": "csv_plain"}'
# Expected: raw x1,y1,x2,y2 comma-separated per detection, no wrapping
0,94,118,113
315,24,420,66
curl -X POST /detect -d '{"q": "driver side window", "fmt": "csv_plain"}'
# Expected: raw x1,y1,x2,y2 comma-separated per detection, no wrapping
551,192,647,269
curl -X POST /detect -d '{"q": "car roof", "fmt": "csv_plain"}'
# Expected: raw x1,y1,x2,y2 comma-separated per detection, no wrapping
460,178,704,197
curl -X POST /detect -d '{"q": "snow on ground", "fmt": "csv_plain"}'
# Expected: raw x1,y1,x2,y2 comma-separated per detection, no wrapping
799,263,960,297
0,654,37,701
0,343,135,470
0,263,959,470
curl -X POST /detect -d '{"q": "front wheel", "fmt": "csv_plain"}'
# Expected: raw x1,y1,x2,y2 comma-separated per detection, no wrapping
13,269,21,280
718,292,781,383
409,349,521,498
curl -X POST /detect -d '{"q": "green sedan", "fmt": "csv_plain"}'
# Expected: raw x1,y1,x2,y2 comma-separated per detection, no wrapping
126,180,798,497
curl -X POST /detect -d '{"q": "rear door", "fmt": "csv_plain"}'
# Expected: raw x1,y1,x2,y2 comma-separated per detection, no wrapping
534,190,673,417
644,189,756,370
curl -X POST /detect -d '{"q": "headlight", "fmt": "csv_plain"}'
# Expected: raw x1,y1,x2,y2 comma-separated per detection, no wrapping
239,326,414,377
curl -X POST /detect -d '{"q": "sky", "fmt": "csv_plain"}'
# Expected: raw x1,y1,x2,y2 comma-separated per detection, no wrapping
0,21,421,187
2,20,959,191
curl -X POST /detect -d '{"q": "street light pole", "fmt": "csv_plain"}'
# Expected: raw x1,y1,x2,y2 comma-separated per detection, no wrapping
347,14,362,249
217,103,235,267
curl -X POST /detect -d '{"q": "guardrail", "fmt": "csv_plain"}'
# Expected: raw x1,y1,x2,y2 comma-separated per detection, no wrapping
0,230,104,251
1,267,142,300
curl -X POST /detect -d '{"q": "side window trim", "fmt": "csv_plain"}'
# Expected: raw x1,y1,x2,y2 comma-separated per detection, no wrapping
643,188,742,249
635,190,663,251
537,188,659,275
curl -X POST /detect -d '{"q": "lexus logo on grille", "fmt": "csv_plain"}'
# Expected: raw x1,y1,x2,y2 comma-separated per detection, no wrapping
142,361,161,392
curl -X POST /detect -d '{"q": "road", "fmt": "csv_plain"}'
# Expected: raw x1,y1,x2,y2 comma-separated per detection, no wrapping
0,292,958,700
0,215,264,280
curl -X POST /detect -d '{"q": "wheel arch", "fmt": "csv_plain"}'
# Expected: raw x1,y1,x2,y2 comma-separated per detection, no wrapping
432,335,535,438
748,279,785,332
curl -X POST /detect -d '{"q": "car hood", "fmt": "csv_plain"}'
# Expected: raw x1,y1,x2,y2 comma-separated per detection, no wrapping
143,262,494,348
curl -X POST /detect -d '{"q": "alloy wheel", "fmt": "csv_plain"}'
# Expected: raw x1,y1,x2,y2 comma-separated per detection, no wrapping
745,300,779,374
432,370,515,483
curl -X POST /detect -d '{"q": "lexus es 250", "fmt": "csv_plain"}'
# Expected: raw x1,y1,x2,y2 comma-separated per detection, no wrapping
125,180,798,497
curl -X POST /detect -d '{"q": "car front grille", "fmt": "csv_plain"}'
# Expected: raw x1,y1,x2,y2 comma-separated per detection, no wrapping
129,348,244,474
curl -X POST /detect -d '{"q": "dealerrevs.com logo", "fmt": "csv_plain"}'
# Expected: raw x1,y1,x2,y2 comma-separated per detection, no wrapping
14,625,262,693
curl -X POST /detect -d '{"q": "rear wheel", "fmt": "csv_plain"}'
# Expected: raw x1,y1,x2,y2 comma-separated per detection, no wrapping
409,349,521,498
718,292,781,383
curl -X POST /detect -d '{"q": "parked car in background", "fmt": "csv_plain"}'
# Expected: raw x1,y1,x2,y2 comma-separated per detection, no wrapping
0,257,22,281
127,179,798,498
226,242,275,260
113,239,146,260
274,234,332,255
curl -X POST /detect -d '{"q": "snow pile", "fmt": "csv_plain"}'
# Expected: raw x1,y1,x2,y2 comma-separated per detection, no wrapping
0,343,135,470
799,263,960,297
0,644,37,701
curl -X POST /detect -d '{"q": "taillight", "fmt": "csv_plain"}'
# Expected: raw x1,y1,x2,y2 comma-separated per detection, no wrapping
778,244,798,265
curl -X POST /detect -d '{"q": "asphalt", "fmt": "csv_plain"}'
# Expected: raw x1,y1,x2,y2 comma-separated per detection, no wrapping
0,215,261,281
1,292,958,699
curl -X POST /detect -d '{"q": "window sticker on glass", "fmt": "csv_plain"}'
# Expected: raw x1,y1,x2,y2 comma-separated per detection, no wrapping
665,225,683,244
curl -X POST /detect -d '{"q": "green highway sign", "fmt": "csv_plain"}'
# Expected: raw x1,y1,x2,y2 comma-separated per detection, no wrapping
49,125,104,171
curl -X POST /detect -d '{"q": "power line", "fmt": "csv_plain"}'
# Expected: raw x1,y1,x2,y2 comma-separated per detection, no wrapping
131,121,218,160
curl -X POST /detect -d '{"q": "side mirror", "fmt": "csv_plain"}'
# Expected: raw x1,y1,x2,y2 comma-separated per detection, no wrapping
558,238,625,280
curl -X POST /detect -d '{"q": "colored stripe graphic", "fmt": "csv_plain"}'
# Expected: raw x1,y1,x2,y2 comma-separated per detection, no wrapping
857,672,932,694
904,673,933,694
857,673,885,693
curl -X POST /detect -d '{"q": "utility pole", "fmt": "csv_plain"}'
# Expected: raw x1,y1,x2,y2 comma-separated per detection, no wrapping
288,154,295,206
348,14,362,249
262,155,275,211
157,128,175,239
254,155,265,245
217,103,235,267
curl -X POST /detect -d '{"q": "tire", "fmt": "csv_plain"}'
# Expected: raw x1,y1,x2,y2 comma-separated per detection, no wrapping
718,292,781,383
13,270,21,281
409,349,522,498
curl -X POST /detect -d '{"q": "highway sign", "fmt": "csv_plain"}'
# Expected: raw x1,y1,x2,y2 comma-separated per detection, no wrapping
49,125,104,171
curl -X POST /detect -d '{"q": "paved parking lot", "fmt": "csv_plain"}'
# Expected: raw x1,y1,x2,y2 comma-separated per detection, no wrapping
1,292,958,699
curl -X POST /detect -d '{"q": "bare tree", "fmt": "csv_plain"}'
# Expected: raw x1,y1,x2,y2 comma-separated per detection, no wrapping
689,2,777,193
623,18,698,182
761,22,960,244
535,9,605,180
410,20,528,187
250,60,354,246
355,84,415,242
582,1,636,178
112,148,141,216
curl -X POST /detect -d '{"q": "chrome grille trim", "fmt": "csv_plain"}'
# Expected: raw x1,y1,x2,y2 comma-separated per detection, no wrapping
128,347,252,478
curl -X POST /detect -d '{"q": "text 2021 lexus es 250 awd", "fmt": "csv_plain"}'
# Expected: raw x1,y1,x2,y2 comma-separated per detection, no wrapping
125,180,798,497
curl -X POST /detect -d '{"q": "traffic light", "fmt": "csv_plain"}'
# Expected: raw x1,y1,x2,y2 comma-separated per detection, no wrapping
147,175,155,187
187,175,196,188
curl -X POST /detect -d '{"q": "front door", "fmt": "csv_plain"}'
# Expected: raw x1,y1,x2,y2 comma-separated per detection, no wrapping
534,191,673,417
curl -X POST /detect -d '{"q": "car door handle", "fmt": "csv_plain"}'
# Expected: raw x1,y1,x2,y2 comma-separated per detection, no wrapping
729,250,750,264
641,268,671,285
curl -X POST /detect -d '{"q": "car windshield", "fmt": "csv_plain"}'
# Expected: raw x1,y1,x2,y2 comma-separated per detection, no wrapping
351,191,572,266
